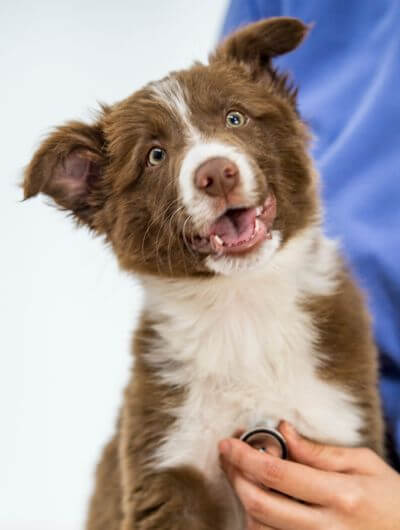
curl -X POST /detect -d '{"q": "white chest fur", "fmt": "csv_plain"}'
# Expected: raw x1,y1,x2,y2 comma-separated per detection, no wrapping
142,229,363,481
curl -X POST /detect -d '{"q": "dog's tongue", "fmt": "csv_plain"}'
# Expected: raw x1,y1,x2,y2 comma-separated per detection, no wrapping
210,207,256,246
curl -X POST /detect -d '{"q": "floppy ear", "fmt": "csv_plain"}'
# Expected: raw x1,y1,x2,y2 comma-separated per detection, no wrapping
212,17,308,72
23,119,107,225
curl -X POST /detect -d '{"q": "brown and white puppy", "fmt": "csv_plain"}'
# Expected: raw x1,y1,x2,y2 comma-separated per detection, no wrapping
24,17,384,530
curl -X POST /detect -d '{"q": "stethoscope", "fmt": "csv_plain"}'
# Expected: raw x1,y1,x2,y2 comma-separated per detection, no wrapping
240,426,288,460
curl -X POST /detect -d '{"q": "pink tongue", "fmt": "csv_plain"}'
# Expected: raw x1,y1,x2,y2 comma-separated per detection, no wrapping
210,207,257,246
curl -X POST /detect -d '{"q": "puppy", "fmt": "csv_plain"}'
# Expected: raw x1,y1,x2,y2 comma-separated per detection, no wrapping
24,17,384,530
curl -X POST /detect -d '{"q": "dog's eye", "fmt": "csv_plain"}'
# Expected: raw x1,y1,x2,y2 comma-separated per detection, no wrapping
148,147,166,166
226,110,246,128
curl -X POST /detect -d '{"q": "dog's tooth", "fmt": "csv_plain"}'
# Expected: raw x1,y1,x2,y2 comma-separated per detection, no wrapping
255,218,263,233
211,234,225,251
256,206,263,216
214,235,224,246
266,229,272,240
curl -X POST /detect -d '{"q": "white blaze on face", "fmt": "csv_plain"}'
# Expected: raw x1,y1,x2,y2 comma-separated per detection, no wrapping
149,77,258,231
149,77,201,145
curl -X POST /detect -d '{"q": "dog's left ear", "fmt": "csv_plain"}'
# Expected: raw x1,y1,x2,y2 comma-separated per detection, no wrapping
212,17,308,72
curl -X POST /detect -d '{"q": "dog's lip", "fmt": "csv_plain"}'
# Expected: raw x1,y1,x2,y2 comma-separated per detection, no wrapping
190,193,276,257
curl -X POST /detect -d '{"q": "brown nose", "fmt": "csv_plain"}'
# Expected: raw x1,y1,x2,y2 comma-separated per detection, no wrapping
194,157,239,198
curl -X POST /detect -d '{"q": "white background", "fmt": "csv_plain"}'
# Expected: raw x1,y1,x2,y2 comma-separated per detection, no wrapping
0,1,228,528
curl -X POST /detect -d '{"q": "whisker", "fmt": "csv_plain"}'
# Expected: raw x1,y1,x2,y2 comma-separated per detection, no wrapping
140,195,181,264
166,205,185,275
181,215,197,260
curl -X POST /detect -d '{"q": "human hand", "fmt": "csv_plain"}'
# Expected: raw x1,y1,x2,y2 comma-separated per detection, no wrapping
219,421,400,529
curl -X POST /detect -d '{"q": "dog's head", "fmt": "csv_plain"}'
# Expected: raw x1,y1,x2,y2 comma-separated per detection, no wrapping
24,17,319,277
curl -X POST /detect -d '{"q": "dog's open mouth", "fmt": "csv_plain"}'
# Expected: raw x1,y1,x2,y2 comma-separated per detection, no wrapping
191,193,276,257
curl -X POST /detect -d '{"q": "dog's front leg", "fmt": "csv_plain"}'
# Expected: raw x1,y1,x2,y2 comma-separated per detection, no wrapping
119,359,227,530
120,465,226,530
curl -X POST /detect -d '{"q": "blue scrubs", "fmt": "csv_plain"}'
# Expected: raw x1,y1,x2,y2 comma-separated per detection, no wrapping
222,0,400,464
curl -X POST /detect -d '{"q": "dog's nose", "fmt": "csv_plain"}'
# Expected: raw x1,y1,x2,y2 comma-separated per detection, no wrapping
194,157,239,198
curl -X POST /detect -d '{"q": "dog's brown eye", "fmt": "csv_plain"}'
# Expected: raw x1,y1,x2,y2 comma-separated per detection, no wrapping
148,147,166,166
226,110,246,128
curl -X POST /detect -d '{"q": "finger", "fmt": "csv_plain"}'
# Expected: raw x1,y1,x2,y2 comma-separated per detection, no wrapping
246,515,277,530
279,421,383,474
219,438,345,505
231,470,324,530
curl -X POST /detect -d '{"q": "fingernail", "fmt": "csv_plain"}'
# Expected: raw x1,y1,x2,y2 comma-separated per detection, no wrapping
219,439,232,457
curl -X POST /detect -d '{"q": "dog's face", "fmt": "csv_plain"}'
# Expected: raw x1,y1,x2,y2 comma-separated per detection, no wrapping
24,17,319,277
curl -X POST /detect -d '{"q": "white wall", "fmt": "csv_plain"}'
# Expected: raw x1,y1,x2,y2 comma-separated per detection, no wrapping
0,1,228,528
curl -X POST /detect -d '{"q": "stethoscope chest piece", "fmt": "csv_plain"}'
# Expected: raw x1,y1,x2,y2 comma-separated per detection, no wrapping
240,427,288,460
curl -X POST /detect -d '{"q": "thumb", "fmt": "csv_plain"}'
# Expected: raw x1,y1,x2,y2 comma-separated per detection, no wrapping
279,421,370,473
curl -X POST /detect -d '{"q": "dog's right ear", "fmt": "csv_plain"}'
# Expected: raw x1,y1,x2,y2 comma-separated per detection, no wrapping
212,17,308,72
23,119,108,226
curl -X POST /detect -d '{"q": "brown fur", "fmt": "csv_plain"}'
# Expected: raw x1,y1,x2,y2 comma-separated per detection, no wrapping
306,265,384,452
86,434,123,530
23,17,384,530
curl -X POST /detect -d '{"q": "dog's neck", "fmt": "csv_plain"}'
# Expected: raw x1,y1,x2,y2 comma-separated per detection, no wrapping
141,225,339,314
139,225,340,379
